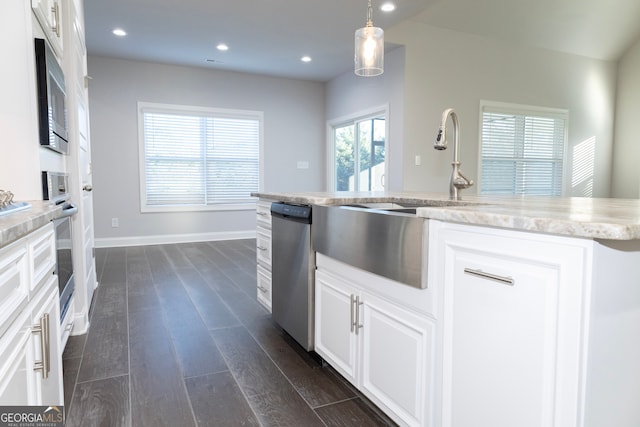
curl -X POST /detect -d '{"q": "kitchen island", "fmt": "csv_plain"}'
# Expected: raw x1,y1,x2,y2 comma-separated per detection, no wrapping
253,192,640,427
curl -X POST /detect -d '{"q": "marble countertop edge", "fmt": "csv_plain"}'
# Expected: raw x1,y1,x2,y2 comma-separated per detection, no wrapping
253,192,640,241
0,201,63,249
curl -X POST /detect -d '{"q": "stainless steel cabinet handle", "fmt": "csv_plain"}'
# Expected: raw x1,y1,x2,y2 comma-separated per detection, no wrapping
257,246,267,251
51,3,60,37
33,313,51,379
350,295,356,333
257,285,268,293
464,268,514,286
257,212,268,216
355,296,363,335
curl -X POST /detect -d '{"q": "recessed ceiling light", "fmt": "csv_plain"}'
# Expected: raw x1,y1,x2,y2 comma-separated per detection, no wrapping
301,56,312,63
112,28,127,37
217,43,229,51
380,2,396,12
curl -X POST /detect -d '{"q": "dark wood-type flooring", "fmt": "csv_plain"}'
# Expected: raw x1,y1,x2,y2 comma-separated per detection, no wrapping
63,239,396,426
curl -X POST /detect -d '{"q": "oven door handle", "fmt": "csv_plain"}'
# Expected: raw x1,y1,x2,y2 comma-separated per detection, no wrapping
58,203,78,218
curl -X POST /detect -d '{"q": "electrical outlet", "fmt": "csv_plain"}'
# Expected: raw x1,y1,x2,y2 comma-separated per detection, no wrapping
415,155,421,166
111,218,119,228
297,160,309,169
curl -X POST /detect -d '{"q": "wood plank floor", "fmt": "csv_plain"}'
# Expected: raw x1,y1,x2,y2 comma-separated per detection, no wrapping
63,240,396,426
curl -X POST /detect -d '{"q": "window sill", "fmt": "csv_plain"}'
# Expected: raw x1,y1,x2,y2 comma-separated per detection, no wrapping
141,202,257,213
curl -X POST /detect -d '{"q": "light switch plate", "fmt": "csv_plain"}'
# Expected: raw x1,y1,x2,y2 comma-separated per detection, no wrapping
297,161,309,169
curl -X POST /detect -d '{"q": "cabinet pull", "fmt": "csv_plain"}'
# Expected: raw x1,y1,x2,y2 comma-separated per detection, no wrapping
257,245,267,251
51,3,60,37
464,268,514,286
257,285,268,293
32,313,51,379
257,212,268,216
355,296,363,335
350,295,356,332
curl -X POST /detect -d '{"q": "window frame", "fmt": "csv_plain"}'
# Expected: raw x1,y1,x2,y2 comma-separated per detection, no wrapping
137,101,264,213
326,105,389,191
477,100,570,197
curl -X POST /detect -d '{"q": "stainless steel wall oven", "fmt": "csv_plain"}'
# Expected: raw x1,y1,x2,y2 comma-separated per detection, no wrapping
42,172,77,321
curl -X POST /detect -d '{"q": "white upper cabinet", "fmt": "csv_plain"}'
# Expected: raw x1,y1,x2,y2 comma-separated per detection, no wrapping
32,0,64,58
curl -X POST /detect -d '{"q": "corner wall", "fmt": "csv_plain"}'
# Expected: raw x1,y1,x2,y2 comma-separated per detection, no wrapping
87,56,325,245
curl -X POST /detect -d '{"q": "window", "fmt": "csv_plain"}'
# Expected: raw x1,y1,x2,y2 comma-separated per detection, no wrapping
138,102,262,212
479,102,568,196
332,113,386,191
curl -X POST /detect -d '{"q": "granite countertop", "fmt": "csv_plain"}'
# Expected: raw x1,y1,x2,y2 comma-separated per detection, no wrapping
0,201,63,248
253,191,640,241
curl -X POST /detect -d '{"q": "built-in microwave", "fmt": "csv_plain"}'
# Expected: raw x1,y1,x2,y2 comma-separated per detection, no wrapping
34,37,69,154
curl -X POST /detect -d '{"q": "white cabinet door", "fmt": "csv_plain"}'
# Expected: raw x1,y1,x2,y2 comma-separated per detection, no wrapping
0,243,29,338
316,259,436,427
360,292,434,427
433,221,588,427
32,0,64,58
31,284,64,406
314,269,357,383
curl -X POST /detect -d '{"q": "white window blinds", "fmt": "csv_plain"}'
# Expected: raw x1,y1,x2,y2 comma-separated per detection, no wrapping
480,104,567,196
139,103,261,210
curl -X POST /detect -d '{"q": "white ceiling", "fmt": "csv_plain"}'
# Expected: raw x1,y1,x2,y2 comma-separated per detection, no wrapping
83,0,640,82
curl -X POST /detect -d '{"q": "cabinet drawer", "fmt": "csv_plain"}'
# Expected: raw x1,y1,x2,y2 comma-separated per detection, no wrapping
256,201,272,228
0,242,29,338
28,224,56,295
256,226,272,267
256,264,272,311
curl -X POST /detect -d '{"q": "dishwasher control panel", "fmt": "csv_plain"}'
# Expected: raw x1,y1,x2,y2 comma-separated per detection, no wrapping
271,202,311,219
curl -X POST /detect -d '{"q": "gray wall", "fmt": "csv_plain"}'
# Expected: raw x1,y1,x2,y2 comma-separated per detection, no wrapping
88,56,325,246
325,47,405,192
387,21,618,197
612,37,640,198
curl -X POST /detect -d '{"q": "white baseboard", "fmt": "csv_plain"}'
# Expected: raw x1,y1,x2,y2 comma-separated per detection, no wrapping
95,230,256,248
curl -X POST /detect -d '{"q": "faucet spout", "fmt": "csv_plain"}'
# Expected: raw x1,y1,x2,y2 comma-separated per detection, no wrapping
434,108,474,200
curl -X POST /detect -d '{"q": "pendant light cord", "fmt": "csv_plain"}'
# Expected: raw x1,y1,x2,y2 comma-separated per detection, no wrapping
366,0,374,27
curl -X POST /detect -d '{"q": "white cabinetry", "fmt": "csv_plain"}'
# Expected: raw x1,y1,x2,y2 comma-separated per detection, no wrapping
315,254,435,427
32,0,64,58
0,223,63,406
256,200,272,311
430,220,640,427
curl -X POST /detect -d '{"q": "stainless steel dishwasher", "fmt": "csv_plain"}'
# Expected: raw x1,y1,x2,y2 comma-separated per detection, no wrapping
270,202,314,351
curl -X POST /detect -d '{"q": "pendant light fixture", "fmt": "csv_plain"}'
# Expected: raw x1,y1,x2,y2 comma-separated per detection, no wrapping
354,0,384,77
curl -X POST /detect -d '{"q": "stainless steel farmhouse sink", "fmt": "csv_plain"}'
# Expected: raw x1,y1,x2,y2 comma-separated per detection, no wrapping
312,204,428,288
313,200,479,288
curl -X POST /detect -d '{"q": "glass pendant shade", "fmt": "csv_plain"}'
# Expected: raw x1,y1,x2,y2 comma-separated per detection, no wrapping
355,25,384,77
355,26,384,77
354,0,384,77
